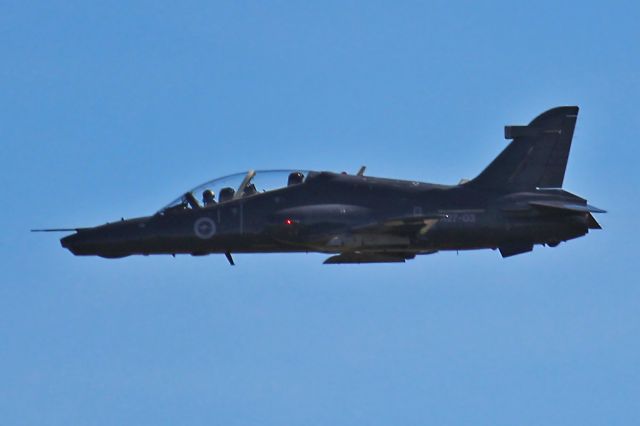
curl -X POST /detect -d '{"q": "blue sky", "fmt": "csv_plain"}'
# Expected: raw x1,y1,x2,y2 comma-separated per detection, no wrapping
1,1,639,424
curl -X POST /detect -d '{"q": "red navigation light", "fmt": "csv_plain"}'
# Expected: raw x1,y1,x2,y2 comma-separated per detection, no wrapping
284,218,293,225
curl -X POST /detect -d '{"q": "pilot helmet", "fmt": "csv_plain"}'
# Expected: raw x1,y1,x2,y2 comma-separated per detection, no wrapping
244,183,257,195
202,189,215,204
219,187,235,202
288,171,304,186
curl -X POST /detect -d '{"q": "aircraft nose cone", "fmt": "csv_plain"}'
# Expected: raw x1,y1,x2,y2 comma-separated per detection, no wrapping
59,219,149,258
60,228,108,256
60,232,85,255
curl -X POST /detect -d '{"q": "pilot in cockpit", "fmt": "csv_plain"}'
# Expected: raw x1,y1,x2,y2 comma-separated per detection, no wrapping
202,189,216,206
288,171,304,186
243,183,257,197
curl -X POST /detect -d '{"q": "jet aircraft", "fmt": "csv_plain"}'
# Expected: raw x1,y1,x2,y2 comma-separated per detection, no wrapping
35,106,605,264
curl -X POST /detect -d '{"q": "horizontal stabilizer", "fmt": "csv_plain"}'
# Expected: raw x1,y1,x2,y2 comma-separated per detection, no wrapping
324,252,414,264
529,200,606,213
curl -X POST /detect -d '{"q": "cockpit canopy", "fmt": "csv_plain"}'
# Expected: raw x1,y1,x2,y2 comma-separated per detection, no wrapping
158,170,310,214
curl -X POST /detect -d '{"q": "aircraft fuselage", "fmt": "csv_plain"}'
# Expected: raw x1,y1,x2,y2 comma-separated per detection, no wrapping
60,172,597,261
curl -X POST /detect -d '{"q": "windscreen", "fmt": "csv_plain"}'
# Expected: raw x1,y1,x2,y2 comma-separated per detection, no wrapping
158,170,309,213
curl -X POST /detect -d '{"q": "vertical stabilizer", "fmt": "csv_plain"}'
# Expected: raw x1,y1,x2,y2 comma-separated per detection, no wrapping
467,106,579,191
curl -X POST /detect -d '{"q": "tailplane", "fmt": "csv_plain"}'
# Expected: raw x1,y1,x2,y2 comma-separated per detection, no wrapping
467,106,579,191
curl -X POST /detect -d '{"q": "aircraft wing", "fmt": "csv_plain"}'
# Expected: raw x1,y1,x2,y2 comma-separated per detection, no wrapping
323,249,439,264
352,213,447,236
323,251,420,264
528,200,607,214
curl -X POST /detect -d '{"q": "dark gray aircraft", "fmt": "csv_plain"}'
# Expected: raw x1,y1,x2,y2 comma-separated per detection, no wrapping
35,106,605,264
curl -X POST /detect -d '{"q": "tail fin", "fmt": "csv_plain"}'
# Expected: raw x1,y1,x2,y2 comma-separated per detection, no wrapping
467,106,579,191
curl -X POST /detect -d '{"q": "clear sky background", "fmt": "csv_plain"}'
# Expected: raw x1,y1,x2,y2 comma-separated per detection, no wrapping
1,1,639,424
